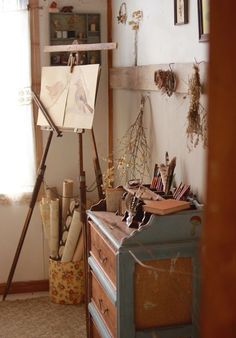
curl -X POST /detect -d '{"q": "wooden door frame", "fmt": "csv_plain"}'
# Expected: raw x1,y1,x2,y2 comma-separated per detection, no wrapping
29,0,43,169
107,0,113,166
201,1,236,337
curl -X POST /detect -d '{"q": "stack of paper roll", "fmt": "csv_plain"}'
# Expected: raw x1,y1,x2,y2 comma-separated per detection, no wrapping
39,179,84,262
60,209,83,262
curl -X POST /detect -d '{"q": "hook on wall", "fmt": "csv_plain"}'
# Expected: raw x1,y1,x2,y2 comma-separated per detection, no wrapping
193,58,207,66
169,62,175,72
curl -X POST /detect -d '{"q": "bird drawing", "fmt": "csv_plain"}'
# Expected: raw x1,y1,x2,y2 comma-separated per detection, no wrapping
46,80,65,103
73,72,94,114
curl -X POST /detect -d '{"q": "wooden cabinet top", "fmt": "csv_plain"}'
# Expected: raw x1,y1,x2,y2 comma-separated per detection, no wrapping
87,209,202,250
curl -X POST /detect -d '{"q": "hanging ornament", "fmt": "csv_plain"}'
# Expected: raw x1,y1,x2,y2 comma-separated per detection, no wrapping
117,2,127,24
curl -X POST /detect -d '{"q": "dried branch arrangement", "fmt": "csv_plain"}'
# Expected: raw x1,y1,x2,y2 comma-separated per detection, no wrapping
117,94,151,183
186,63,207,150
103,95,151,189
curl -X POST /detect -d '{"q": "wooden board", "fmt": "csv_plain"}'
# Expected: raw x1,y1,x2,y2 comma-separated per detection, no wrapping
110,63,208,94
143,199,191,215
44,42,117,53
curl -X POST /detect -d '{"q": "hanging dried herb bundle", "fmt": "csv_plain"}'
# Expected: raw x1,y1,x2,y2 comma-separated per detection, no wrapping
117,95,151,183
186,63,207,150
154,69,176,97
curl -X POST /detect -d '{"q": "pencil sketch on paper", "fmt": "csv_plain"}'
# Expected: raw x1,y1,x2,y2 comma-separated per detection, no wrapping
64,65,99,129
37,64,100,130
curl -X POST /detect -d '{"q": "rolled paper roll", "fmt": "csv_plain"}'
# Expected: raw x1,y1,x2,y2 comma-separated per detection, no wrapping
70,199,79,215
69,199,77,214
45,186,58,200
58,245,65,258
39,199,50,239
72,234,84,262
61,210,82,262
42,196,49,204
65,215,72,229
62,179,73,224
62,230,69,243
50,198,60,259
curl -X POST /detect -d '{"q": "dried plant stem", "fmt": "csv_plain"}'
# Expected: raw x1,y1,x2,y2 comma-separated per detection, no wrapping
117,96,150,183
186,63,207,151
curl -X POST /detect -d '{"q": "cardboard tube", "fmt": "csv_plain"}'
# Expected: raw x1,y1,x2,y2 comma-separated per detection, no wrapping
39,199,50,239
72,234,84,262
62,179,73,224
50,198,60,259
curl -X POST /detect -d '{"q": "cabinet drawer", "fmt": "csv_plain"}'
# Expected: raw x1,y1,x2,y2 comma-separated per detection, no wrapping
89,221,116,286
91,271,117,337
134,257,193,329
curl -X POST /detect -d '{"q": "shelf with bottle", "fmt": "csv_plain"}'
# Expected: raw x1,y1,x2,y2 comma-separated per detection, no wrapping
49,12,101,66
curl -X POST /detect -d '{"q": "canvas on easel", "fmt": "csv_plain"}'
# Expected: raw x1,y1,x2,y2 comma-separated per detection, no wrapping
37,64,100,130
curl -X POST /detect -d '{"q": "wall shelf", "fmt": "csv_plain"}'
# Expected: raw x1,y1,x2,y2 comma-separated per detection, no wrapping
49,12,101,66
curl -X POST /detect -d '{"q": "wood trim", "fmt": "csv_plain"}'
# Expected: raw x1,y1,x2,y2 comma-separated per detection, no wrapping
29,0,43,171
201,1,236,337
107,0,114,167
44,42,117,53
0,280,49,295
110,63,208,94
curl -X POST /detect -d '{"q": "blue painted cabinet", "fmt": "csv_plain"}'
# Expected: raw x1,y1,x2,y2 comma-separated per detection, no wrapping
86,209,202,338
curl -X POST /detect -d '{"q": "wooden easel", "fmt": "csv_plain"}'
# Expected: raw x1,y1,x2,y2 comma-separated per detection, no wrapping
2,42,117,301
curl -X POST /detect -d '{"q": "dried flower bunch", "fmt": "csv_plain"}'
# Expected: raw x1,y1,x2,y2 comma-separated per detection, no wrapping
128,10,143,30
186,63,207,150
154,69,177,97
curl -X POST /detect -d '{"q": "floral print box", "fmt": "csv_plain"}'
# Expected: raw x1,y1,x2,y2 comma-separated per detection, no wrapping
49,258,84,304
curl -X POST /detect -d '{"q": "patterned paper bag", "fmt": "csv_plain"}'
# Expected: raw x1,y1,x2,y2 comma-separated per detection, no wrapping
49,258,84,304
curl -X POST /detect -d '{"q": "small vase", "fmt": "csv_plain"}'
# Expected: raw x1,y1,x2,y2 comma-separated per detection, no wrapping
105,187,124,212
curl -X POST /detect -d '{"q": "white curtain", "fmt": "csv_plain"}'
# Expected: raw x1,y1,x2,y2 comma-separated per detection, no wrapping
0,0,36,199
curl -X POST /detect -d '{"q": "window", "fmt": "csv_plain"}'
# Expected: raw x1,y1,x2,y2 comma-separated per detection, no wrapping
0,0,36,200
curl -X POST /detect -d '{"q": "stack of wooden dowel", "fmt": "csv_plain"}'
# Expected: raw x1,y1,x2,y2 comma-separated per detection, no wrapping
39,179,83,263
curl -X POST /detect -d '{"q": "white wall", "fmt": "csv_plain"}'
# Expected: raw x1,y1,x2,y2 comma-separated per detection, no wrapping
0,0,108,284
112,0,208,201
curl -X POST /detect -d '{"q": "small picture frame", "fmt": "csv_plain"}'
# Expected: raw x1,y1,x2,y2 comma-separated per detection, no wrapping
174,0,188,25
198,0,209,42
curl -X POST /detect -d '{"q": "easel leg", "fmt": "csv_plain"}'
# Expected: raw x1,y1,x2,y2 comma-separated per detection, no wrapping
2,131,54,301
78,132,90,336
91,128,105,200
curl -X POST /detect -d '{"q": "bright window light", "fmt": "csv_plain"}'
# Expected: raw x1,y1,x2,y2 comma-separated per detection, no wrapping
0,1,36,199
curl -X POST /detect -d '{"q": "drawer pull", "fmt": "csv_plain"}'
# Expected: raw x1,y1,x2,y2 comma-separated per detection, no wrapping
97,248,108,264
98,298,109,315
